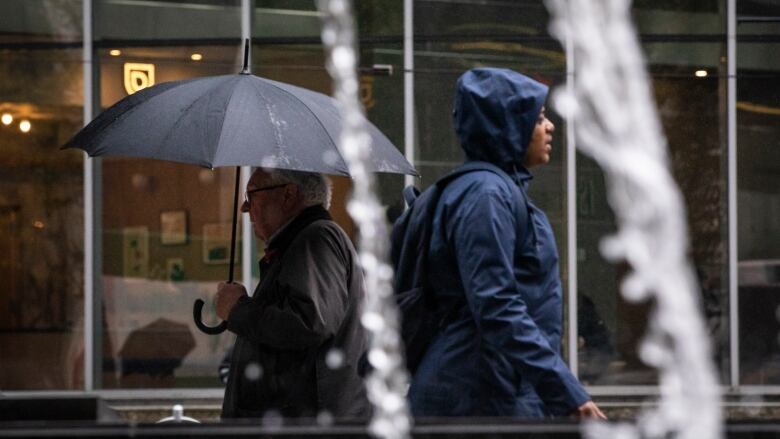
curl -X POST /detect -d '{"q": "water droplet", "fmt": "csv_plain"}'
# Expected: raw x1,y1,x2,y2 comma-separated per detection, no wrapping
368,348,390,369
322,150,340,166
322,28,337,46
332,47,356,70
316,410,334,426
378,264,393,281
261,156,278,168
381,394,404,412
551,88,579,118
244,362,263,381
326,349,345,369
262,410,284,429
361,312,385,331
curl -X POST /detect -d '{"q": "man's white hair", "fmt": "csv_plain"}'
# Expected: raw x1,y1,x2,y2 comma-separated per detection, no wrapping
262,168,332,209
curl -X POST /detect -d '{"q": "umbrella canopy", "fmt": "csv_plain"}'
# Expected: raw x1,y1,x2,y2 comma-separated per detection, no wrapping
63,72,417,176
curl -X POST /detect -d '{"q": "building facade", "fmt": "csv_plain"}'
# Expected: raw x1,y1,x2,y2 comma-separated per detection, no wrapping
1,0,779,415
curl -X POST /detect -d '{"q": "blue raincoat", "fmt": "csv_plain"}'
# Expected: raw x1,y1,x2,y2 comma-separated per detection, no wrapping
408,68,590,417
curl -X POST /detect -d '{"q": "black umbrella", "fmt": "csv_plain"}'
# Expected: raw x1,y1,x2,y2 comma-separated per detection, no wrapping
64,40,417,335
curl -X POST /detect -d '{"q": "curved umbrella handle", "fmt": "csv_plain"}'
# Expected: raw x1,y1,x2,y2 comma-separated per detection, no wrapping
193,299,227,335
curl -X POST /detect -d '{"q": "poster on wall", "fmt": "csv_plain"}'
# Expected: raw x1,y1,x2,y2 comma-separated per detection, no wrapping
166,257,185,281
202,223,234,265
122,226,149,278
160,210,187,245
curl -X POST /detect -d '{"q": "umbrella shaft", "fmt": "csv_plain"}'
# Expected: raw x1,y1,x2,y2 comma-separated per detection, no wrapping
228,166,240,283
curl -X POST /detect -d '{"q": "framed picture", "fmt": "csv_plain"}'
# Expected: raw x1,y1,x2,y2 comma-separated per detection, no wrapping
122,226,149,278
202,222,234,265
160,210,187,245
166,258,185,282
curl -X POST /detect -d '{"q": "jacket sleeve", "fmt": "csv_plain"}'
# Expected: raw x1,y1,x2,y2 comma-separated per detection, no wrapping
226,224,350,350
448,183,590,415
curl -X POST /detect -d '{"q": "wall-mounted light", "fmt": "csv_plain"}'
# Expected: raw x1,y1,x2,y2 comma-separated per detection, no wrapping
124,63,155,95
109,49,121,56
19,119,31,133
695,69,708,78
32,220,45,229
1,113,12,125
190,53,203,61
198,169,215,184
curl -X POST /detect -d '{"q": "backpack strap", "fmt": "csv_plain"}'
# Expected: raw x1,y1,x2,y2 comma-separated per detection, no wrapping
417,161,530,320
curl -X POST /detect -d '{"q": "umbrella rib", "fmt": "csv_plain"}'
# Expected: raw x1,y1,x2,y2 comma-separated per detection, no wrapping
78,80,184,153
160,76,237,167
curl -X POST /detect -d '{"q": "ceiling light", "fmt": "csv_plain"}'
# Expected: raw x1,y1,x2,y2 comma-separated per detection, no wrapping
191,53,203,61
1,113,12,125
19,119,31,133
109,49,121,56
695,69,708,78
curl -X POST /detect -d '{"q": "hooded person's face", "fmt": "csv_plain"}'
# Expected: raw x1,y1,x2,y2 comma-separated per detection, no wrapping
523,106,555,168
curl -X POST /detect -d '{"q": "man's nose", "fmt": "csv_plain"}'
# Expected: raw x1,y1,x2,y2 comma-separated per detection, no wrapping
548,120,555,132
240,200,250,213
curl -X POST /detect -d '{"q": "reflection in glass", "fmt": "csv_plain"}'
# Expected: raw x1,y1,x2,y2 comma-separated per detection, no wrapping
578,63,729,384
737,43,780,385
95,0,242,388
0,0,84,390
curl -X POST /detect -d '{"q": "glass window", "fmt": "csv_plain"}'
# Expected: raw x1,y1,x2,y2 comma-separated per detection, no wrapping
576,7,729,384
736,3,780,385
94,0,242,389
0,0,84,390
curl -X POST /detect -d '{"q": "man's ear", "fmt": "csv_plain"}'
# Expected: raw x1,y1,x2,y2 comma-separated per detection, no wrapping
283,184,300,209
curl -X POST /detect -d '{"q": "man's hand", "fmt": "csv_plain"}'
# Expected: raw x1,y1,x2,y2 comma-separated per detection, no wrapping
215,282,248,321
575,400,607,420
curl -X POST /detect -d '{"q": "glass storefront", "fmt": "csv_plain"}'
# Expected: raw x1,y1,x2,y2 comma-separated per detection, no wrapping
0,0,85,390
91,0,242,388
575,3,731,386
737,0,780,385
1,0,779,410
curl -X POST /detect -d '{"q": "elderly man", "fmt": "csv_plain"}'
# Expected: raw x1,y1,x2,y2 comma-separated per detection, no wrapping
216,168,369,419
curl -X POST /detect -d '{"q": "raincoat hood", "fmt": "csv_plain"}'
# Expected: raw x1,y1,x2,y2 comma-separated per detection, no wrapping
453,68,548,176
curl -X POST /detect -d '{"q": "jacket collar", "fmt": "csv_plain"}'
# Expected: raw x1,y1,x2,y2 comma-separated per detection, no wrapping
262,204,332,264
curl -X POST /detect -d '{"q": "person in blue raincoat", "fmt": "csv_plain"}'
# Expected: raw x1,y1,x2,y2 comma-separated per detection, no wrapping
408,68,606,419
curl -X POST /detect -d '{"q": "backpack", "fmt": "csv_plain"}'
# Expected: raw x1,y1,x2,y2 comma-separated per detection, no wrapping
359,161,527,377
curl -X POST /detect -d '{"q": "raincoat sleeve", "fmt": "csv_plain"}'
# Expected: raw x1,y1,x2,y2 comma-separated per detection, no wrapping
449,183,590,415
226,224,350,350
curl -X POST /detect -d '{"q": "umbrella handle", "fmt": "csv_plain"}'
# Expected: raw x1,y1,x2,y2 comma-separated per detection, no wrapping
193,299,227,335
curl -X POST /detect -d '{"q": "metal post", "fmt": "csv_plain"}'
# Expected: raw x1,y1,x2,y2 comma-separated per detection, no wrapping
82,0,94,392
403,0,415,188
727,0,739,389
565,29,578,376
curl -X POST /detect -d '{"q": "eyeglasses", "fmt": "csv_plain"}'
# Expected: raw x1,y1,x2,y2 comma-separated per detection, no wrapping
244,183,288,204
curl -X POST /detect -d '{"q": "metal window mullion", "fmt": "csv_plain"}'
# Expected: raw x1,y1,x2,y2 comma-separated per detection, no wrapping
241,0,253,290
565,30,578,376
404,0,415,188
727,0,739,390
83,0,94,393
